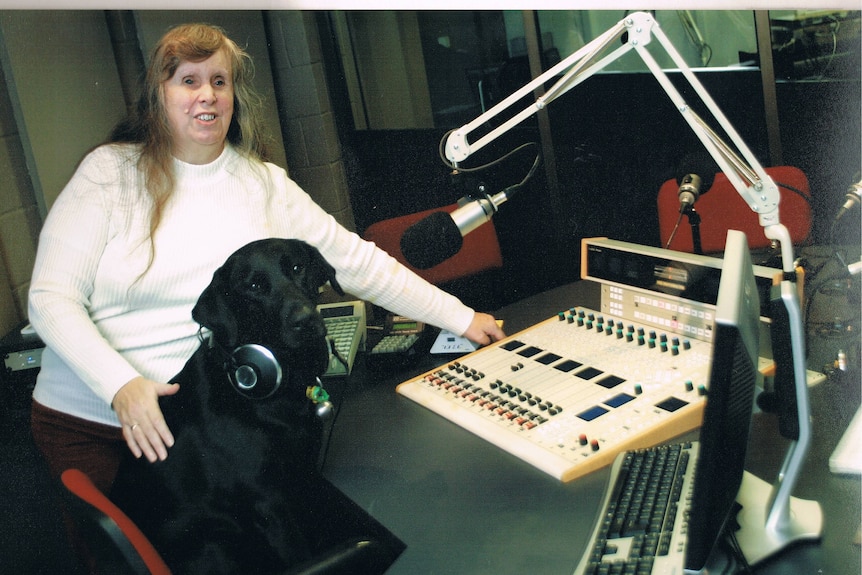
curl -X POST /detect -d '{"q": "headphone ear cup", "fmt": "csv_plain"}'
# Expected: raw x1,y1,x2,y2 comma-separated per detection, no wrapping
229,344,283,399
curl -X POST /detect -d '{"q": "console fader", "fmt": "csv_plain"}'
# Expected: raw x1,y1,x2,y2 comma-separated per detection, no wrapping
396,238,763,483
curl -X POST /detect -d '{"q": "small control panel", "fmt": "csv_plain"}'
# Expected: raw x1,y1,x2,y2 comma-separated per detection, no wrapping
368,314,426,368
371,332,421,355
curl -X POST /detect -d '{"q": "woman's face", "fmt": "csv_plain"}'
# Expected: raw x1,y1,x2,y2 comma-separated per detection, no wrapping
162,49,234,164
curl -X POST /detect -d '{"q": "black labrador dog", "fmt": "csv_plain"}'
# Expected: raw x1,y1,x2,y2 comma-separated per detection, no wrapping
111,238,375,574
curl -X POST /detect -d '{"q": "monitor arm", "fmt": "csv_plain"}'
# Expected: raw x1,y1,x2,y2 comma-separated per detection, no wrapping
443,11,819,565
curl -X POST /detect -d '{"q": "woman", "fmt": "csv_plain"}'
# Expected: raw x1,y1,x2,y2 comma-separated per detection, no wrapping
28,23,504,495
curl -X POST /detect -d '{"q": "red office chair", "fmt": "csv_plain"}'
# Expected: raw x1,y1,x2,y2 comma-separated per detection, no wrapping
60,469,404,575
657,166,812,254
362,203,504,286
60,468,171,575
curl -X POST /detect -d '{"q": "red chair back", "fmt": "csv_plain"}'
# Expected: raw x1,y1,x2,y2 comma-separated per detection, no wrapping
60,469,172,575
657,166,812,253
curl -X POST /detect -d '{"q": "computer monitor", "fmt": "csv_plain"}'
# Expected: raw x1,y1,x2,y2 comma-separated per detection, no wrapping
684,230,761,572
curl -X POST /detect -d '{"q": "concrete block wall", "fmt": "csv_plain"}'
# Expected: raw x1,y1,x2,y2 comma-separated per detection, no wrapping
265,11,356,231
0,59,39,336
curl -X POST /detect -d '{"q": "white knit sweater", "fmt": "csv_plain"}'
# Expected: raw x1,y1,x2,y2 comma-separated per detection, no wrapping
29,144,474,427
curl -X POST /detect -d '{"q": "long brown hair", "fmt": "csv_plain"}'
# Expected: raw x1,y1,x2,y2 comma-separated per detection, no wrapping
110,23,269,269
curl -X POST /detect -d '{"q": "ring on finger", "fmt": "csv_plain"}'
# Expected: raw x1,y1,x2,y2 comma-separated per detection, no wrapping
130,423,140,431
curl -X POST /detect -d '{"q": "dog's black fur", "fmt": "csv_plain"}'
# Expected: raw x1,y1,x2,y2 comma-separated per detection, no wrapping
111,238,346,574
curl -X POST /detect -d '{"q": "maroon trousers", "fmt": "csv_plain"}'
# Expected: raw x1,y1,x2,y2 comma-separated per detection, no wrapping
30,401,126,495
30,401,130,573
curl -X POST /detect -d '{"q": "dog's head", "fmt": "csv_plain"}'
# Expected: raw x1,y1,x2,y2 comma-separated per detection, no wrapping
192,239,344,380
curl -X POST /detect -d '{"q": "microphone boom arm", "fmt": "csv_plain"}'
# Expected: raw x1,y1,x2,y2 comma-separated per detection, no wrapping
444,12,791,271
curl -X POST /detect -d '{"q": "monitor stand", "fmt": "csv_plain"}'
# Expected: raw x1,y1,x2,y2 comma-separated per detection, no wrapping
733,279,823,565
733,471,823,564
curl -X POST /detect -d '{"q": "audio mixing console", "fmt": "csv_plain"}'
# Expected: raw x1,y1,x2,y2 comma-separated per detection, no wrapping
396,238,777,482
397,306,712,482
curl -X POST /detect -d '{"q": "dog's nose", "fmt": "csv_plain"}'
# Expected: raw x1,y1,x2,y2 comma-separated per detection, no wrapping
283,302,325,338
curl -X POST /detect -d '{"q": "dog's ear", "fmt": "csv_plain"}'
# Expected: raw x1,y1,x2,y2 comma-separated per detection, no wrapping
192,265,239,348
306,243,344,296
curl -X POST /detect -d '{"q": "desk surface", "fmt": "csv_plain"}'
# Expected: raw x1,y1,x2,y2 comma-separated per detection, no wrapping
322,281,861,575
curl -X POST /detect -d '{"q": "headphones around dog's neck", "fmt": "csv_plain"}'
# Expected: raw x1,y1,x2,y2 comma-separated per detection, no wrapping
228,344,283,400
204,332,333,417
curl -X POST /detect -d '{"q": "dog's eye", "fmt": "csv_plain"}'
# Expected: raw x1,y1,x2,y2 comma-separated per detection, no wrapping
282,258,305,276
280,255,306,279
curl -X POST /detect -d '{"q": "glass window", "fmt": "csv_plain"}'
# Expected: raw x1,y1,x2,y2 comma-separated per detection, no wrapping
334,10,763,130
534,11,757,71
768,10,861,81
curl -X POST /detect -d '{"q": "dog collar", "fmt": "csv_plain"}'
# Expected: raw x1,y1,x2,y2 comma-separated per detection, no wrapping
307,377,333,420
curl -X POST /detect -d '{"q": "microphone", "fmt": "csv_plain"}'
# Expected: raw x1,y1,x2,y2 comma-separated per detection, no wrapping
677,173,704,211
833,181,861,222
400,189,509,269
675,153,717,212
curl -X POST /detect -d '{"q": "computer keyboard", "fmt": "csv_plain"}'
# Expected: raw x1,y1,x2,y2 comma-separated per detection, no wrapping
574,442,699,575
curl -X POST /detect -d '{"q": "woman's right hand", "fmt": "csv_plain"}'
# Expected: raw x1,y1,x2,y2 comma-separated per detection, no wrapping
112,376,180,462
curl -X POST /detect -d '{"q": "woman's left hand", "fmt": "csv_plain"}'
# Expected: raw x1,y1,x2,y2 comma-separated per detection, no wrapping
462,312,506,347
112,376,179,462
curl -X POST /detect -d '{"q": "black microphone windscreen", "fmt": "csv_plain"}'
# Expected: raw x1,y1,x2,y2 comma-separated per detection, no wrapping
400,211,464,269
